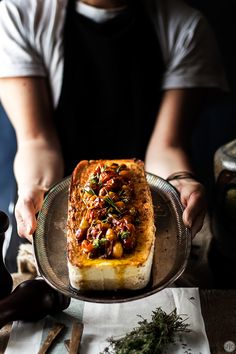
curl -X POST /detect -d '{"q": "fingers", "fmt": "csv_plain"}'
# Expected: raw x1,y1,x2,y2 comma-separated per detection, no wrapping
182,189,206,227
170,178,207,238
191,210,206,238
15,199,37,241
182,188,207,238
15,189,45,240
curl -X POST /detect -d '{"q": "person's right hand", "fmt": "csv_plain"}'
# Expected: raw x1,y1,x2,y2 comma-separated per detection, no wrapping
15,187,46,242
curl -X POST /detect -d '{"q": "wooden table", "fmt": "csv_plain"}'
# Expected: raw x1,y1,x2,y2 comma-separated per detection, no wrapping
200,289,236,354
1,288,236,354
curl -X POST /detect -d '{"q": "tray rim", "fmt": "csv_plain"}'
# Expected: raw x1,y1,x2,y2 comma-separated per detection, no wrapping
33,173,191,303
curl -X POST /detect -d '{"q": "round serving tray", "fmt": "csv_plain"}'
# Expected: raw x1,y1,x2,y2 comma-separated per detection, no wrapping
33,173,191,303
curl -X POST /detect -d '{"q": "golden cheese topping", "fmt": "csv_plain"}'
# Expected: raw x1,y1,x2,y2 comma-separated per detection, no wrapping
74,162,140,259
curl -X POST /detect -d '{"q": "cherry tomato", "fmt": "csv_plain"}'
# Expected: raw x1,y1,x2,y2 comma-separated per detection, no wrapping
81,239,94,253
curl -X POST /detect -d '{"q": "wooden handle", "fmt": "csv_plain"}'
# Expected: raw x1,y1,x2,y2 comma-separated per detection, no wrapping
37,322,65,354
69,321,84,354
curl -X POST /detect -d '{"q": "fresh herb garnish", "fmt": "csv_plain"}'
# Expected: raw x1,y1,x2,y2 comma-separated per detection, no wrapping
89,176,98,185
93,238,107,248
116,165,123,173
121,197,129,204
104,196,122,214
83,186,96,195
119,230,130,239
101,164,107,173
100,307,190,354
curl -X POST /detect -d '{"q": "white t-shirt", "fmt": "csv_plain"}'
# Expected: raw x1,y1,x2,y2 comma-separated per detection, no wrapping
0,0,228,107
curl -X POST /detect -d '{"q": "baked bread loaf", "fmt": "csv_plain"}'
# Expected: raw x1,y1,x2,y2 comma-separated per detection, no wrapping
67,159,156,291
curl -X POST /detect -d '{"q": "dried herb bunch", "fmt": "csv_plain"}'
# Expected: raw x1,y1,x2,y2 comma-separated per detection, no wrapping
101,307,190,354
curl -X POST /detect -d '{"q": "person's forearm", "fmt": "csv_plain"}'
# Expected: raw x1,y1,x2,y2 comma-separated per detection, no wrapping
145,89,204,179
145,89,207,236
14,138,64,195
0,77,64,193
145,145,193,179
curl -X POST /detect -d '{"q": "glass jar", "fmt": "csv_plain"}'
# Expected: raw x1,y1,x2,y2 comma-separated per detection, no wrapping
211,139,236,260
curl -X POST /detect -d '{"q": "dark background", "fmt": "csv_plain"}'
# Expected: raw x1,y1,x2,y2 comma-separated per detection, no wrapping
187,1,236,207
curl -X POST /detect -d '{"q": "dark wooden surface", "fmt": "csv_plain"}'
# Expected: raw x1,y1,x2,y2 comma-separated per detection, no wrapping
200,289,236,354
1,289,236,354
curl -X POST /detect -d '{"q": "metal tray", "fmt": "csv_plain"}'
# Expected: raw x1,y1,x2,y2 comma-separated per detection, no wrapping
33,173,191,303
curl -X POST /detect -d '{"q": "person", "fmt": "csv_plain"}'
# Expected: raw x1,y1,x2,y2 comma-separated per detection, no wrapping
0,104,17,271
0,0,228,244
0,104,16,215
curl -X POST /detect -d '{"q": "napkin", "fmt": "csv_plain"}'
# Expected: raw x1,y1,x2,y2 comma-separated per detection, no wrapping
4,319,44,354
4,288,210,354
80,288,210,354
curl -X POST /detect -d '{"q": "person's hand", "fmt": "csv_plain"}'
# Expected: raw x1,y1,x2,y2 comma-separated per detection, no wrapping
167,174,206,238
15,187,46,242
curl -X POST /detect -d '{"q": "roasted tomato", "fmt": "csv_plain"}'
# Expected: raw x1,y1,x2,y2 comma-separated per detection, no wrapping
79,162,137,258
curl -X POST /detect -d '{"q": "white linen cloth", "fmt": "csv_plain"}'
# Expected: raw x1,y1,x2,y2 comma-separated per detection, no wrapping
5,319,44,354
5,288,210,354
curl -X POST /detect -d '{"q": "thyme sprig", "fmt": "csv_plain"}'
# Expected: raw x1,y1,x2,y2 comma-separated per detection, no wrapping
100,307,190,354
82,186,96,195
104,196,122,214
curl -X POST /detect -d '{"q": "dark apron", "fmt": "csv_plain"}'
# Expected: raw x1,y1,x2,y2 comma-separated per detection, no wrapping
55,0,164,175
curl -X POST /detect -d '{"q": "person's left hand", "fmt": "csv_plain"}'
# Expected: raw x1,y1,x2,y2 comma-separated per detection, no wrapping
168,178,207,238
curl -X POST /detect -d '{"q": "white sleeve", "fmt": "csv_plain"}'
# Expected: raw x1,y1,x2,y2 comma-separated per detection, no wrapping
159,4,229,91
0,0,46,77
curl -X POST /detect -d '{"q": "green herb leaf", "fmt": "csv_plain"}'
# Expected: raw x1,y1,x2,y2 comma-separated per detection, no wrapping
83,186,96,195
93,237,107,249
93,239,100,248
104,197,122,214
101,164,107,173
119,230,130,239
89,176,98,185
116,165,123,173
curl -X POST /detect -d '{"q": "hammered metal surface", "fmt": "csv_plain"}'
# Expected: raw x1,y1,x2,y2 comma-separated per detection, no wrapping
33,173,191,303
